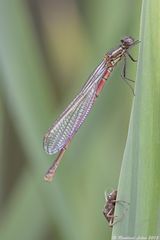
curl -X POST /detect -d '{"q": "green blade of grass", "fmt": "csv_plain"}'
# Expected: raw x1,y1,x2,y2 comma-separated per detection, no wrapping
112,0,160,237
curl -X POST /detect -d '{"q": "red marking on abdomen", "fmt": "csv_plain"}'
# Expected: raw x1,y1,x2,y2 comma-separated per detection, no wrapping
96,70,111,96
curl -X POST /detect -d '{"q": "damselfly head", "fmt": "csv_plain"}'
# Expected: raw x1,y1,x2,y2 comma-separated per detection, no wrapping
121,36,135,48
121,36,140,49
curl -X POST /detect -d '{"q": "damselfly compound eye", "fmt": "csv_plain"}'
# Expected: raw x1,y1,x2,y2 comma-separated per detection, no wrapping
121,36,135,47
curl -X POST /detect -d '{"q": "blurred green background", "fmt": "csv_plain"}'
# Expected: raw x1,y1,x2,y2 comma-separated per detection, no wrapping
0,0,141,239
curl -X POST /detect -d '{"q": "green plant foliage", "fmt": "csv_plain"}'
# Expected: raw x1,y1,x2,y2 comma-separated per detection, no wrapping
0,0,141,239
112,0,160,237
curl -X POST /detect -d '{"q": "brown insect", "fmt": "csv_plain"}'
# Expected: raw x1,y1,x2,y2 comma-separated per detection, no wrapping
103,190,118,227
103,190,129,227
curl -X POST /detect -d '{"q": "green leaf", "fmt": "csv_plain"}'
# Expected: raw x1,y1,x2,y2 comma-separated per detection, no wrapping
112,0,160,237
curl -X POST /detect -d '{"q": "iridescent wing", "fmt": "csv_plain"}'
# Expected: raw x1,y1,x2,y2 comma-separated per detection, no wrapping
43,60,107,155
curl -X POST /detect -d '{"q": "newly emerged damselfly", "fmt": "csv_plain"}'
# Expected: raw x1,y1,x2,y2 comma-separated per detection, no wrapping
43,36,139,182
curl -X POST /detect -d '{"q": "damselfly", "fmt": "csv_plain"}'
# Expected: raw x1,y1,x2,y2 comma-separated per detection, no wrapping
43,36,139,182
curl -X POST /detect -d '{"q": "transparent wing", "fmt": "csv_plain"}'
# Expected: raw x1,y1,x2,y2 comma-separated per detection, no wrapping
43,60,107,155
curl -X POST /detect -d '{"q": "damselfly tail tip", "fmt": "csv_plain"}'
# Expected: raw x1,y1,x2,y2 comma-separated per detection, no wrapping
44,171,54,182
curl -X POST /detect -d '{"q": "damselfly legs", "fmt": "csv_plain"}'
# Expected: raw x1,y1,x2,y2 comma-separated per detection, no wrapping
121,52,137,95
